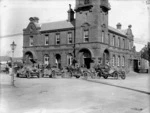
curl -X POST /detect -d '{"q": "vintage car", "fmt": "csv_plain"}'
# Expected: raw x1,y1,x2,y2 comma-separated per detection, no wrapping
16,67,28,78
42,68,52,78
25,66,41,78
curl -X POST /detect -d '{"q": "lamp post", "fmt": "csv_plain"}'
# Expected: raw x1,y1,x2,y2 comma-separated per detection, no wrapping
10,41,17,86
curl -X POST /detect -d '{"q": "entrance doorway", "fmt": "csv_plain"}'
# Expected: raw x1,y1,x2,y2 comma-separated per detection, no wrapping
78,49,93,69
55,54,61,69
24,51,34,64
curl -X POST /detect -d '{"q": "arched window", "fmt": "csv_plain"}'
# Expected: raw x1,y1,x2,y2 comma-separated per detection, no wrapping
44,54,49,65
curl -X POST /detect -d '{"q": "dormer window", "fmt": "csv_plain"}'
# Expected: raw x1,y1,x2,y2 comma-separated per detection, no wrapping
29,36,33,46
45,35,49,45
83,30,89,42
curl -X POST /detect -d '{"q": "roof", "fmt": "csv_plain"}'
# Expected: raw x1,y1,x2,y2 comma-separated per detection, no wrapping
40,20,74,31
108,26,127,37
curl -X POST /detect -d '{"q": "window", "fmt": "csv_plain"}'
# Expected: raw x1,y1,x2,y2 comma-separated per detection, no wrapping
68,32,72,44
101,31,105,43
83,30,89,42
117,56,120,66
122,56,125,66
112,36,115,46
122,39,125,49
118,37,120,48
112,55,115,66
44,55,49,65
45,35,49,45
108,34,110,45
29,36,33,46
67,54,73,65
129,41,132,50
56,33,60,45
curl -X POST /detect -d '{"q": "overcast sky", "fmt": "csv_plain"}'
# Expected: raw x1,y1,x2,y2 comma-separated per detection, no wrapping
0,0,149,57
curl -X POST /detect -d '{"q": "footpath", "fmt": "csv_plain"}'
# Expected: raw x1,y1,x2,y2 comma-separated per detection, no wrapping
86,71,150,95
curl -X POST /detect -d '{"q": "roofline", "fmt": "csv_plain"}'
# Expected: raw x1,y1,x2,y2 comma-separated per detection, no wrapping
40,27,75,33
108,29,127,38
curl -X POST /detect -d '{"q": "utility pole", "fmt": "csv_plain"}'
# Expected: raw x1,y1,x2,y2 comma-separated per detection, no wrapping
10,41,17,86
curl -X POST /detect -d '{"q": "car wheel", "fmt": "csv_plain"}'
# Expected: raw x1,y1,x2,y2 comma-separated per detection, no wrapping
114,71,118,79
27,72,31,79
52,70,55,78
120,71,126,80
16,73,19,77
103,74,108,79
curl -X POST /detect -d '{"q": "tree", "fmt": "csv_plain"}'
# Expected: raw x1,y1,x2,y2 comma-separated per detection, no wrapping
141,42,150,66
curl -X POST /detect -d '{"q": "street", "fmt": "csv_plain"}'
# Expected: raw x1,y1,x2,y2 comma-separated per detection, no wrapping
0,72,150,113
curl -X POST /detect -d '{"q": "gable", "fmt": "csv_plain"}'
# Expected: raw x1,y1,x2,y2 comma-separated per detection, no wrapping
23,22,41,34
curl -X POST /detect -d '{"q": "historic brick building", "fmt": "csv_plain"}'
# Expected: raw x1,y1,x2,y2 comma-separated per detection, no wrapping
23,0,134,72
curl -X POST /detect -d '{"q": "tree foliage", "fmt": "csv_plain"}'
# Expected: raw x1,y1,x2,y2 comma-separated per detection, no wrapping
141,42,150,63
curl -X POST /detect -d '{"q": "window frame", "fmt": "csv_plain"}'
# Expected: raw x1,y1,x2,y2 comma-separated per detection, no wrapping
122,56,125,66
44,55,49,65
45,35,49,45
29,36,33,46
101,31,105,43
112,55,115,66
112,36,115,46
83,29,89,42
67,54,73,65
56,33,60,45
68,32,73,44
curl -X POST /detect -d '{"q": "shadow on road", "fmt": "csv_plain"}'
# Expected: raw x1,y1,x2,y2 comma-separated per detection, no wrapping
85,79,150,95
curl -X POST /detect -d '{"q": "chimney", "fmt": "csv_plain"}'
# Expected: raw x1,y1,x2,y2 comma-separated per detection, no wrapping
128,24,132,29
33,17,39,23
67,4,74,22
116,23,122,29
29,17,39,23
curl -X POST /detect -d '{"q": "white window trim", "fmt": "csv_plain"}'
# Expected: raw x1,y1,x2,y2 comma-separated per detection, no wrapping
68,32,72,44
44,55,49,65
83,30,89,42
67,54,72,65
29,36,33,46
112,55,115,66
122,56,125,66
45,35,49,45
56,34,60,45
101,31,104,43
117,56,120,66
112,36,115,46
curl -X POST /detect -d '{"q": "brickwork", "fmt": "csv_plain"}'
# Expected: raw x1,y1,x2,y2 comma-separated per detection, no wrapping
23,0,134,72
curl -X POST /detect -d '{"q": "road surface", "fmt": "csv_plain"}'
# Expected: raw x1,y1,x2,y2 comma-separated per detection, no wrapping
0,72,150,113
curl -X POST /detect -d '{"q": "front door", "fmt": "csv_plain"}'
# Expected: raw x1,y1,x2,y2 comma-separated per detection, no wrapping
84,58,91,69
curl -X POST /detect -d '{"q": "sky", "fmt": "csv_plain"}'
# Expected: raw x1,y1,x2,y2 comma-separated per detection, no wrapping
0,0,149,57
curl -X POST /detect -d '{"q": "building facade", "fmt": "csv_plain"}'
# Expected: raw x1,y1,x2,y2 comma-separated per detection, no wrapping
23,0,134,72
